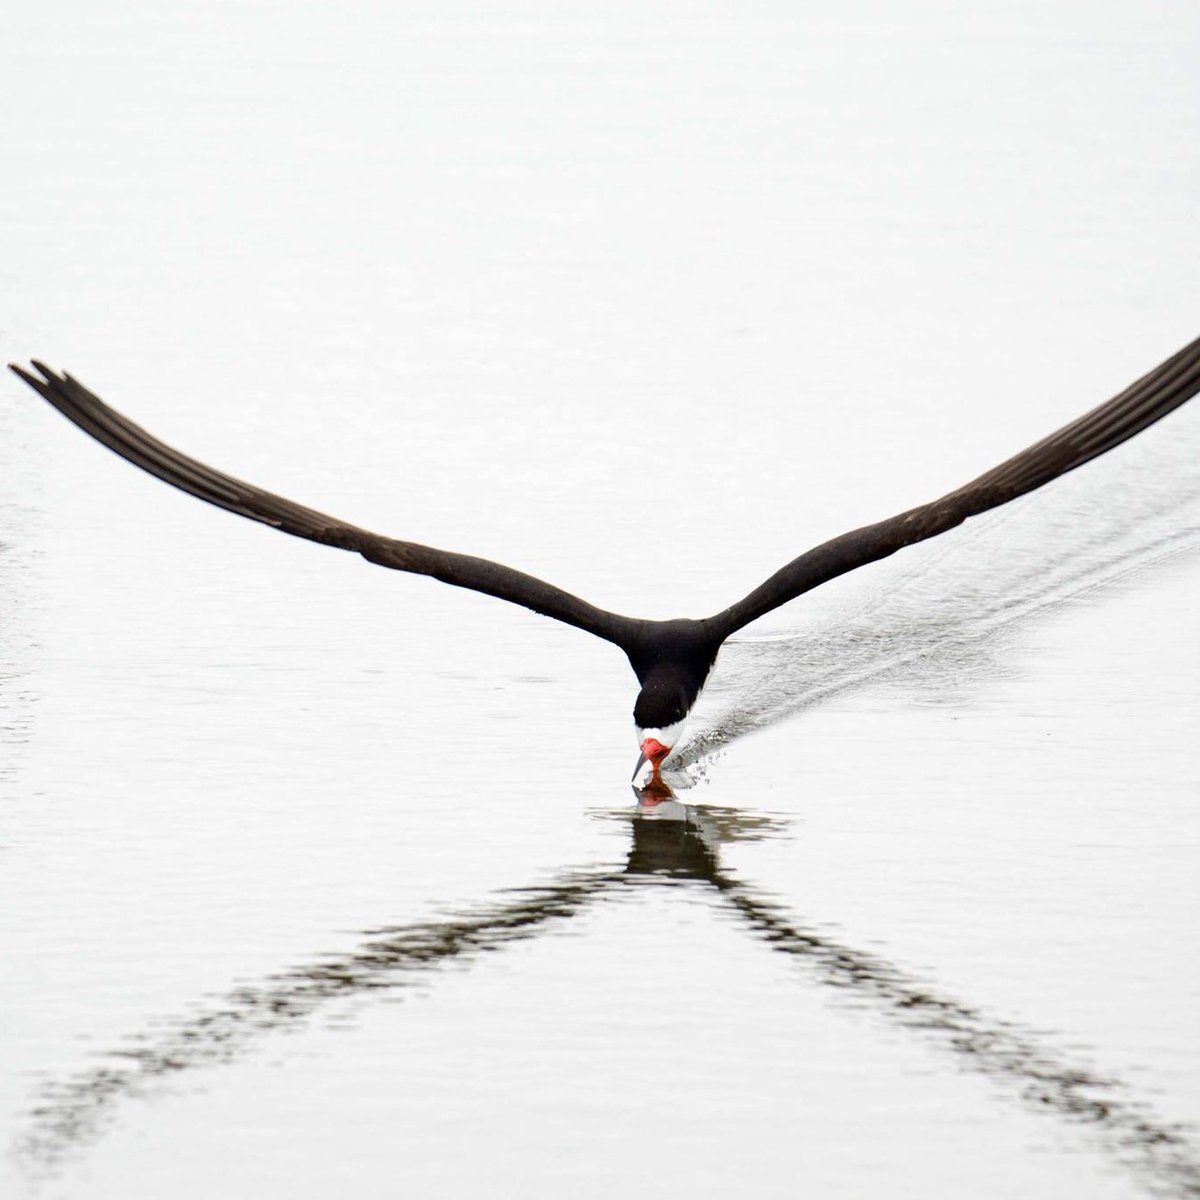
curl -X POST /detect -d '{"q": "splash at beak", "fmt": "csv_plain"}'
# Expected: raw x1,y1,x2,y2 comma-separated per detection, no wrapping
632,737,671,780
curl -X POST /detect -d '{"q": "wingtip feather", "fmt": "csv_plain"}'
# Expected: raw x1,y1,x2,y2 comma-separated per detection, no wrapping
8,360,53,395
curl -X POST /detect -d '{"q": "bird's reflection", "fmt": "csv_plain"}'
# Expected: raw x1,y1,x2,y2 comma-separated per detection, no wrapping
626,776,728,872
18,780,1200,1199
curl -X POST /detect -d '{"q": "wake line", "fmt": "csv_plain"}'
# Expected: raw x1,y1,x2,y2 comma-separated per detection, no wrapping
678,420,1200,765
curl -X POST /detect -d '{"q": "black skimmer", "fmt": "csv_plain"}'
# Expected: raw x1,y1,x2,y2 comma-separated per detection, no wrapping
10,334,1200,777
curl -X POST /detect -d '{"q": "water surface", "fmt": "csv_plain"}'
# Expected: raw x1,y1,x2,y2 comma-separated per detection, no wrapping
1,2,1198,1197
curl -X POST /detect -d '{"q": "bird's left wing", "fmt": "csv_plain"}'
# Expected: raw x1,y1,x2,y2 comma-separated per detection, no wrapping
709,332,1200,638
9,362,640,647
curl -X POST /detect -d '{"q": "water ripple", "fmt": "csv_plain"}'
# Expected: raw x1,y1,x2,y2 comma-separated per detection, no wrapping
678,409,1200,767
17,794,1200,1198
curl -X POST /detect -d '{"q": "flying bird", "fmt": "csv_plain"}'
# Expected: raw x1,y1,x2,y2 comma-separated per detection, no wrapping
10,335,1200,778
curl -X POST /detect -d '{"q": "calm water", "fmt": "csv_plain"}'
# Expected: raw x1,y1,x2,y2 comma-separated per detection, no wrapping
2,2,1198,1197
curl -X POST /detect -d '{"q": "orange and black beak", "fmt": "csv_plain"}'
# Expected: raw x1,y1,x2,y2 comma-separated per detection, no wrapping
631,737,671,780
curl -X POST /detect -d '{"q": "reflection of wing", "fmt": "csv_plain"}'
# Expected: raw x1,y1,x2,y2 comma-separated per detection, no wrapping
711,333,1200,636
20,821,1199,1197
8,362,640,647
714,884,1200,1192
21,865,622,1169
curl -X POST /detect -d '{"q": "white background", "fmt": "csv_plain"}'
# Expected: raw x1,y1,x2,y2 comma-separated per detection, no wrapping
1,2,1198,1197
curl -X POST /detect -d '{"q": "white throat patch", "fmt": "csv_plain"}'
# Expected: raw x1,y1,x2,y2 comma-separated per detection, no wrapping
636,718,687,752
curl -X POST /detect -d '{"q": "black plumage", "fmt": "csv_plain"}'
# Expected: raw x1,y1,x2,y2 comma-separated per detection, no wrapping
10,332,1200,756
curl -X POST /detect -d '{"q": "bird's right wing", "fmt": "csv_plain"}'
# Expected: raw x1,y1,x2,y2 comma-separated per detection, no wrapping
9,362,640,648
710,332,1200,638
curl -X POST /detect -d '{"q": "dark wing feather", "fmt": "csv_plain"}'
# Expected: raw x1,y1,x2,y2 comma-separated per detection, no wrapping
711,333,1200,638
8,362,638,647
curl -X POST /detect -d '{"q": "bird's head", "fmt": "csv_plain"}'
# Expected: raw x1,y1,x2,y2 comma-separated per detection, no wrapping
631,678,693,779
626,620,722,779
632,719,686,779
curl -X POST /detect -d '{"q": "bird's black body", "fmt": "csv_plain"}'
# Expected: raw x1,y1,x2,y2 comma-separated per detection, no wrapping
625,619,724,731
9,331,1200,764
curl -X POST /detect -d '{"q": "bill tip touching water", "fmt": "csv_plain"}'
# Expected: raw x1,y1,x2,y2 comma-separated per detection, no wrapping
9,333,1200,778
